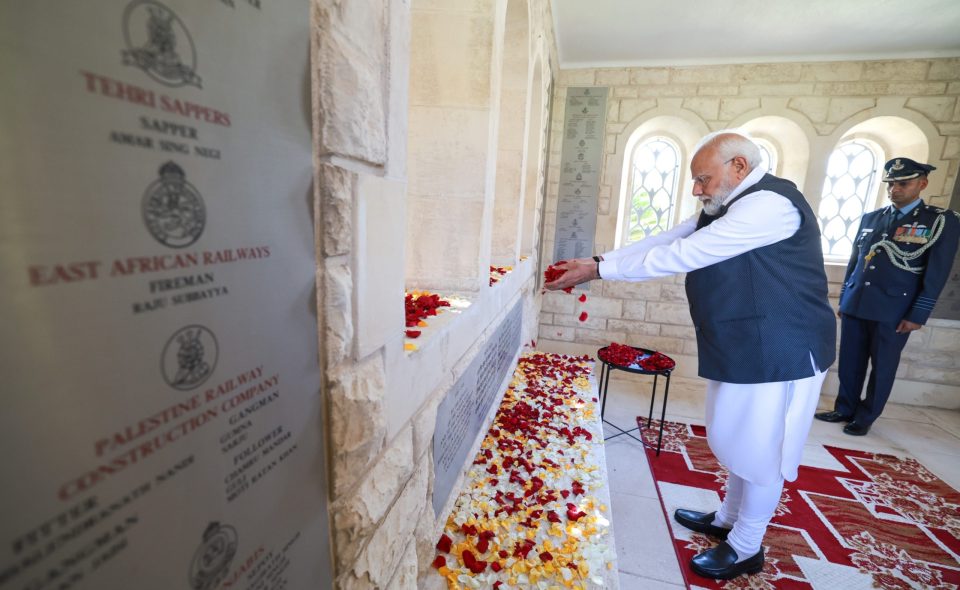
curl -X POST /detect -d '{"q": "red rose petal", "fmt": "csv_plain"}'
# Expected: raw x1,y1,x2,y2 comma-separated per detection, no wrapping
578,311,588,322
578,294,587,302
432,555,446,569
405,330,421,338
566,507,587,521
461,550,487,574
540,551,554,562
436,534,452,553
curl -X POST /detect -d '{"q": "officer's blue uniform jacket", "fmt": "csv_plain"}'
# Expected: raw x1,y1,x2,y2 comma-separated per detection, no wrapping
839,201,960,324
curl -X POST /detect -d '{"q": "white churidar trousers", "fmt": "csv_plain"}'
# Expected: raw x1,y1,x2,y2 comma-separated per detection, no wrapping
705,358,827,558
704,361,826,485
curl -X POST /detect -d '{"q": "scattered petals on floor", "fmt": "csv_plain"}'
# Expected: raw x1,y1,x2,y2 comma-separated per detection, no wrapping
434,353,616,589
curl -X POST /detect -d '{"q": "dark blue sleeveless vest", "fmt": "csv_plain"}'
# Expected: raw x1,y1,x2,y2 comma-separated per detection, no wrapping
685,174,836,384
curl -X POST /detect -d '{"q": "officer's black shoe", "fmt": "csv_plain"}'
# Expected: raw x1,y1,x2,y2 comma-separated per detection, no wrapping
843,421,871,436
673,510,731,539
814,411,853,423
690,541,764,580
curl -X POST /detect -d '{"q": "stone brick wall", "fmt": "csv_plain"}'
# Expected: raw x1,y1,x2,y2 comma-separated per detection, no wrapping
314,0,560,588
539,58,960,409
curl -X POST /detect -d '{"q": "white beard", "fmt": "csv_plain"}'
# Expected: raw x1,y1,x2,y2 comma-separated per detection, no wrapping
702,198,723,216
701,177,739,216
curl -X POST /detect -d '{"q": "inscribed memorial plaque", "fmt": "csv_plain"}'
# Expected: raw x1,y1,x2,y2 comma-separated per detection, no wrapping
0,2,332,589
553,87,607,274
432,302,523,515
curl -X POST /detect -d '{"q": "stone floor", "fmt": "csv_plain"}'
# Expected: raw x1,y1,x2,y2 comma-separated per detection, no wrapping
595,368,960,589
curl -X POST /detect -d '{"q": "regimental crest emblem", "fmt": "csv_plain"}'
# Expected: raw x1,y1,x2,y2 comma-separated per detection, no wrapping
891,159,904,171
189,522,238,590
143,161,206,248
162,325,218,391
122,0,201,88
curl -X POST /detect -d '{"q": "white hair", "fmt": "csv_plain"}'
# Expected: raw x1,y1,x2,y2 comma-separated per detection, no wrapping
693,129,762,170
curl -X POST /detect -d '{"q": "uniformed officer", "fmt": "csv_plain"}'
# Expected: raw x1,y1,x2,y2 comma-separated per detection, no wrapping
815,157,960,435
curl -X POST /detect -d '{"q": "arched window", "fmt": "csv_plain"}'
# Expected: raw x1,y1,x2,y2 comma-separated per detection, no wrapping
624,136,680,244
753,137,778,175
818,140,883,260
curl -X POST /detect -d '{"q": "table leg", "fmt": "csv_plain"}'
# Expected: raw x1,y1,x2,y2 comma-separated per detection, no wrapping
647,373,658,428
600,364,612,418
598,362,606,400
655,374,671,456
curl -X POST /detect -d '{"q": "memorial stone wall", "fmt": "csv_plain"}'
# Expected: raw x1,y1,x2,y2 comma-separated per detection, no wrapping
314,0,561,588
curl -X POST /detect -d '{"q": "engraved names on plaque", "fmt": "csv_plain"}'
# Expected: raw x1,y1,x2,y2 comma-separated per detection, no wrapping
432,302,523,515
0,2,330,589
552,87,608,269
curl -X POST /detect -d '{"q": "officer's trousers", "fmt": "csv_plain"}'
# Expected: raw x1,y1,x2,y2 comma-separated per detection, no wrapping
835,314,911,425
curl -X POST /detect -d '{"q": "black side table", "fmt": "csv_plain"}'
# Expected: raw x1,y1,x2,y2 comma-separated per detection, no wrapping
597,345,675,456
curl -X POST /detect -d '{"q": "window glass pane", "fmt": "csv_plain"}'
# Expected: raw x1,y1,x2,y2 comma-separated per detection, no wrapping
625,137,679,244
817,140,880,259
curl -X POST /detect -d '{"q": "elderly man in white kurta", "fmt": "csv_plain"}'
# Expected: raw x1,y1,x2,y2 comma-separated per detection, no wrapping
545,131,836,580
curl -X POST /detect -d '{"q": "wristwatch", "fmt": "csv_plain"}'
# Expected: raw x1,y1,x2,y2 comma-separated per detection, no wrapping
593,255,603,278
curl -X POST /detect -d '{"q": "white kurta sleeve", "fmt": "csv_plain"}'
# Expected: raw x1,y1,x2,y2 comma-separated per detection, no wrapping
601,214,698,261
599,191,801,281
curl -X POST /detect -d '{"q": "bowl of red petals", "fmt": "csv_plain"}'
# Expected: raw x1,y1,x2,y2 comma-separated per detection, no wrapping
598,342,675,372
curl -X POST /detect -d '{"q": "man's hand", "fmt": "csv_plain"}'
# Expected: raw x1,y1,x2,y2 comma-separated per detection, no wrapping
543,258,599,292
895,319,922,334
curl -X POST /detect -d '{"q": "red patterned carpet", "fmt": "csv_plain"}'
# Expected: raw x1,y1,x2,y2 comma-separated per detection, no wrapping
638,419,960,590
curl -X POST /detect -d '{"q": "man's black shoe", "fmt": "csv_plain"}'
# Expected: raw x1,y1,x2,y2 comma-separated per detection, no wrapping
843,421,871,436
673,510,730,539
814,411,853,423
690,541,764,580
